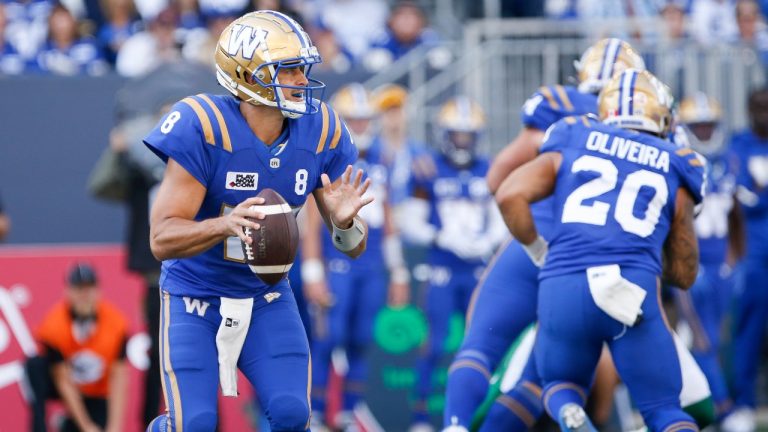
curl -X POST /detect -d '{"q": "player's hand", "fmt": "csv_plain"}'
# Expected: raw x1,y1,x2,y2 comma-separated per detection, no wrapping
224,196,266,244
304,281,334,308
321,165,374,228
388,281,410,307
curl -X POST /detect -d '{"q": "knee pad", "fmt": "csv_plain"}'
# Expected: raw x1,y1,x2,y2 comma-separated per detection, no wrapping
268,394,310,431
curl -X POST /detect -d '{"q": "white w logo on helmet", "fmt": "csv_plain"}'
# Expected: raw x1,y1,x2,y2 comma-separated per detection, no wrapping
227,24,269,59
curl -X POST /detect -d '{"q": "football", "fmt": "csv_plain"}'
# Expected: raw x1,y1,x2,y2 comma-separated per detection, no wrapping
241,188,299,285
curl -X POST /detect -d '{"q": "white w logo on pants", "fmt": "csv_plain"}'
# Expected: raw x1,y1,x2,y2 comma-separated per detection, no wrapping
183,297,210,317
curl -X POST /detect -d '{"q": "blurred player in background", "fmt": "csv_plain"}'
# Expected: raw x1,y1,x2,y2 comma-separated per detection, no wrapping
443,38,647,431
143,11,372,432
724,87,768,432
496,69,705,432
305,83,410,431
673,93,743,423
401,96,507,431
26,263,128,432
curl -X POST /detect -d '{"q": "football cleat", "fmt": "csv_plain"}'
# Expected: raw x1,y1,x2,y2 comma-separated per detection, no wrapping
215,10,325,118
598,69,674,138
557,403,597,432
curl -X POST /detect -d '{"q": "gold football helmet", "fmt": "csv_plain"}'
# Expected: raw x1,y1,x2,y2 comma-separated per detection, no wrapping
679,92,725,155
435,96,485,167
575,38,646,94
598,69,674,137
215,10,324,119
371,83,409,111
331,83,378,150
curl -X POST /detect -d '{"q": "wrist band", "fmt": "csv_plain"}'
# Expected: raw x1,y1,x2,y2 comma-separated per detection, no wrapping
301,258,325,284
332,217,365,252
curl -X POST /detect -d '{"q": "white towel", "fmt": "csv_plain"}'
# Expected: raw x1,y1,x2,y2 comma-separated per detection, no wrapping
586,264,646,327
216,297,253,397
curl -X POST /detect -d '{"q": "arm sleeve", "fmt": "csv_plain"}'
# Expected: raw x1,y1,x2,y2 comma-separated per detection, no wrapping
143,100,213,187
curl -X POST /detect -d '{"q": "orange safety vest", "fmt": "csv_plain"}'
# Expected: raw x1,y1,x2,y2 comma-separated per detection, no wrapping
36,301,128,398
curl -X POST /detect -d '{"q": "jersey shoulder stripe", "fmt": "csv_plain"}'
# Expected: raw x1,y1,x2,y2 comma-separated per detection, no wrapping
315,102,344,153
553,85,574,111
180,96,216,147
196,94,233,152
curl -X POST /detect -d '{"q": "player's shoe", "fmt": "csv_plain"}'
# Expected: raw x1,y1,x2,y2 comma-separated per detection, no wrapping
440,415,468,432
721,407,756,432
557,403,597,432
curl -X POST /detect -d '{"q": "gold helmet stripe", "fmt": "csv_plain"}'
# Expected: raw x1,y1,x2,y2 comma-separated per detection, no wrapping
554,85,574,111
181,97,216,147
197,95,233,153
316,103,330,153
538,86,560,110
329,110,343,149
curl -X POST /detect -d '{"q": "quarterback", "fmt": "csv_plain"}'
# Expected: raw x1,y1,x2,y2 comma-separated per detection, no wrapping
144,11,372,432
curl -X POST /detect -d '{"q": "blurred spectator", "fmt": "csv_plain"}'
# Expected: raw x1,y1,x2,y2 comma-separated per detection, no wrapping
0,3,27,74
34,4,108,76
691,0,739,46
0,191,10,241
365,1,442,72
252,0,304,24
97,0,140,65
316,0,388,62
116,5,180,77
176,0,204,32
311,26,354,73
732,0,768,64
26,263,129,432
3,0,54,62
661,1,690,42
182,0,246,68
577,0,663,39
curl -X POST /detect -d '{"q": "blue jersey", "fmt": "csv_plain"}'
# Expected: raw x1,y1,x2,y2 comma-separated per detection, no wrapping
34,39,108,76
145,94,358,299
322,140,388,267
539,116,706,279
415,152,495,267
521,85,598,234
731,130,768,258
695,151,738,265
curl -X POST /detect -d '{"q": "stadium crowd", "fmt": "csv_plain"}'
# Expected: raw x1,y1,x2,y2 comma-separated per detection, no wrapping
5,1,768,432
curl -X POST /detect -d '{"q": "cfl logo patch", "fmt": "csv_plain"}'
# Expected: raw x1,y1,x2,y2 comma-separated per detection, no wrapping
226,172,259,190
225,318,240,328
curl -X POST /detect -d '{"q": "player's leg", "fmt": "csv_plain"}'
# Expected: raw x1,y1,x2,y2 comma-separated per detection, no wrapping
479,344,544,432
310,264,354,425
147,291,220,432
675,265,729,418
444,241,539,428
609,269,697,432
241,283,311,432
536,273,603,431
413,268,454,425
731,259,768,411
346,268,388,413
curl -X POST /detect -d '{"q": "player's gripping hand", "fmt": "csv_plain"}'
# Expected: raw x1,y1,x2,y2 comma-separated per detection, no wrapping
321,165,374,228
224,196,267,244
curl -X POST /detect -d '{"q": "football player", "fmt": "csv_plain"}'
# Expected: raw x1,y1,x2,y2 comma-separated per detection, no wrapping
304,83,410,431
443,38,647,431
496,69,705,432
724,87,768,432
673,93,743,422
399,96,507,431
143,11,372,432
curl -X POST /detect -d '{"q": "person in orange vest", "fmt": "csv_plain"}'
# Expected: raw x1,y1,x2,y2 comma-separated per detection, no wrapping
26,262,129,432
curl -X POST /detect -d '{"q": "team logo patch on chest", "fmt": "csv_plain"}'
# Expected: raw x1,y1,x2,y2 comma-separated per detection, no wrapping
226,172,259,190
